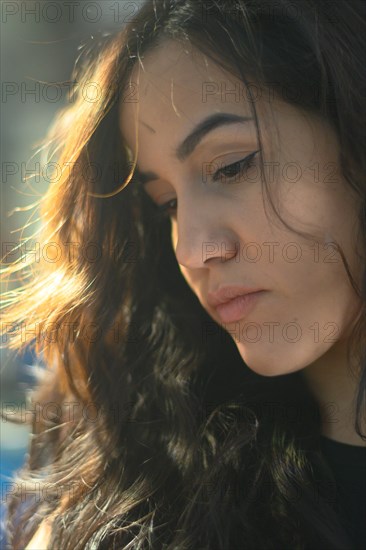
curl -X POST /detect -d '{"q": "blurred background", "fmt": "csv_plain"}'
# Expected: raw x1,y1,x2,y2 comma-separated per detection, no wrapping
1,1,143,544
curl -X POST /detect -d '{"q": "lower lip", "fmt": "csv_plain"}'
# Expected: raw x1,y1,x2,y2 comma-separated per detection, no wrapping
214,291,266,323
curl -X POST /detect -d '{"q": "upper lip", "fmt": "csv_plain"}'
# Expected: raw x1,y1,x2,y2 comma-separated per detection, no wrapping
207,285,265,308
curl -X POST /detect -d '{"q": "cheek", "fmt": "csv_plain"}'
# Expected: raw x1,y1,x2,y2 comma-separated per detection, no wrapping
176,260,196,292
232,282,362,377
170,225,203,297
171,223,178,250
170,224,188,280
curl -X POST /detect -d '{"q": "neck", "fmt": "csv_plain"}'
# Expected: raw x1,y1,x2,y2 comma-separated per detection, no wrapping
302,339,366,447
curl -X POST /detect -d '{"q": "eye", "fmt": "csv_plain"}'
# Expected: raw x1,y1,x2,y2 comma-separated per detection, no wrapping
155,198,177,220
212,150,260,182
154,149,260,220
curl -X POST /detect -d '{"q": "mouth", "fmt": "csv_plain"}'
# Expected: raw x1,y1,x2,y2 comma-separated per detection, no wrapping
213,290,267,323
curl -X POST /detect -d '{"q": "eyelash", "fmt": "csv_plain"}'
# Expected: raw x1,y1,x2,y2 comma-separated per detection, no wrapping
155,150,260,219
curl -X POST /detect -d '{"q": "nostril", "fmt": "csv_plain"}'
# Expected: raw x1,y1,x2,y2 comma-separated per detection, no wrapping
202,240,239,263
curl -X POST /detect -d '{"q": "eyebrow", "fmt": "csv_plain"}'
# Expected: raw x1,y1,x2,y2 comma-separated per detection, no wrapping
136,112,254,185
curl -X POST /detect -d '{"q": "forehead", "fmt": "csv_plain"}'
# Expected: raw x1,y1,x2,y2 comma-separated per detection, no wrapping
119,39,258,150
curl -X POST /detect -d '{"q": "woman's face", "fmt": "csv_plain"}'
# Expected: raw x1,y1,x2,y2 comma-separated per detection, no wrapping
119,40,362,376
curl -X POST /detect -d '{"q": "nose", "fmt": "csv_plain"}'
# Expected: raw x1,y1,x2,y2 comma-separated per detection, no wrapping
173,197,238,269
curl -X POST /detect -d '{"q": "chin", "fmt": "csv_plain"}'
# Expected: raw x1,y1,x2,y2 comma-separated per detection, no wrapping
235,340,326,377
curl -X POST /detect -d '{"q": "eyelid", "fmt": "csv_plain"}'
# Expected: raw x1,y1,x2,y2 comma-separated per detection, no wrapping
209,149,257,165
141,149,260,216
154,191,175,206
212,150,260,182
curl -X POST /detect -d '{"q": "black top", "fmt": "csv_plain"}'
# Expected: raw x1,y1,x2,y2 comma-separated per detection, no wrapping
319,435,366,550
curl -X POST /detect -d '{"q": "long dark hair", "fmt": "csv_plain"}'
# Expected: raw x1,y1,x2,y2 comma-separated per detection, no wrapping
2,1,365,548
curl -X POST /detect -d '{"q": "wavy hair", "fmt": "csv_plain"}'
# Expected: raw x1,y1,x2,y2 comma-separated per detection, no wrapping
1,0,365,548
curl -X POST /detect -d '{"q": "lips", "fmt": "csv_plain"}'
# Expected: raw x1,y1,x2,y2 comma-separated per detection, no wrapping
214,291,266,323
206,286,266,324
207,285,265,308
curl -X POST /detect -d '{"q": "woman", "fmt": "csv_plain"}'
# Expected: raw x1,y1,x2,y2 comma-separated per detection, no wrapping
2,0,365,548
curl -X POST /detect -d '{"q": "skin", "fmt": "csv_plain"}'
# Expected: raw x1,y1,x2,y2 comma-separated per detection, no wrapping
119,40,365,445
